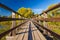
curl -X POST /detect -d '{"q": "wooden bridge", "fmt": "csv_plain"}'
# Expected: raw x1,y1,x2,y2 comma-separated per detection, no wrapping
0,3,60,40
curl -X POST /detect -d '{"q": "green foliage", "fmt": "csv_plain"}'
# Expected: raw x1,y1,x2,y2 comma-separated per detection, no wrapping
0,21,11,40
47,4,60,35
48,4,56,9
17,7,34,18
34,14,39,17
0,21,11,33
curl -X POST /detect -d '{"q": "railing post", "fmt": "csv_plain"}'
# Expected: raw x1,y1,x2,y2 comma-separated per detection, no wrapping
11,12,16,36
22,17,24,23
42,12,51,37
19,15,21,24
39,21,41,24
41,12,48,35
17,15,21,31
6,12,16,40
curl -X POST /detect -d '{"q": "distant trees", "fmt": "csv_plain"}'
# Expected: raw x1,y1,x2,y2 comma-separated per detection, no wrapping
37,4,60,35
48,4,56,9
46,4,60,35
47,4,60,18
17,7,34,18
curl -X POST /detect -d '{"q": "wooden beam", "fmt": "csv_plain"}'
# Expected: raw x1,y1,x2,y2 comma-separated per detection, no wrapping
0,21,28,39
11,12,16,36
35,18,60,22
33,21,60,39
40,3,60,15
0,17,26,22
0,3,23,16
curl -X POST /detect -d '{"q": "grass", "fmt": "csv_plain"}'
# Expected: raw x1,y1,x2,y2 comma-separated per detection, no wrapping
0,25,11,40
52,28,60,35
0,21,22,40
47,22,60,35
0,26,10,34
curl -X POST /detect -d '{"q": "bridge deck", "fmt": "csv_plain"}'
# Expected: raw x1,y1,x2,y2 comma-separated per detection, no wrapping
6,21,46,40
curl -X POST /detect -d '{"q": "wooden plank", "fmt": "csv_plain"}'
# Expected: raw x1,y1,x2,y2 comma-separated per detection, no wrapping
23,25,29,40
6,22,28,40
17,22,29,40
16,25,27,40
31,22,36,40
37,29,46,40
31,26,35,40
6,21,46,40
31,22,40,40
31,22,46,40
33,21,60,39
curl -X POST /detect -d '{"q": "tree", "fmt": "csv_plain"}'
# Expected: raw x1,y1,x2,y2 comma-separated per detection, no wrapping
17,7,34,18
48,4,56,9
47,4,60,18
34,14,39,17
47,4,60,35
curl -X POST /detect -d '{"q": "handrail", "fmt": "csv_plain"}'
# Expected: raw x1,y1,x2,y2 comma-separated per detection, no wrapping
32,21,60,39
0,17,27,22
0,2,60,40
0,3,23,17
40,3,60,15
34,17,60,22
0,20,28,39
45,3,60,13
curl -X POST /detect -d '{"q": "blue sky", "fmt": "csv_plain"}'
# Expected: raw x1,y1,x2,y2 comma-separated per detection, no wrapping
0,0,60,16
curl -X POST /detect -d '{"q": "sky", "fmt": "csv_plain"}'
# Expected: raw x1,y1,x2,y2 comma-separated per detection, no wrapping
0,0,60,16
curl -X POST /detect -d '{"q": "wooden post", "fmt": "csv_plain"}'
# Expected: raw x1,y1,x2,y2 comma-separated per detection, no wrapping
17,15,21,31
22,17,24,23
39,21,41,24
11,12,16,36
6,12,16,40
19,15,21,24
42,12,51,36
41,12,48,35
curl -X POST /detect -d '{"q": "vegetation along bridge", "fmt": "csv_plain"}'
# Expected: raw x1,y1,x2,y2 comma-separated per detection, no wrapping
0,3,60,40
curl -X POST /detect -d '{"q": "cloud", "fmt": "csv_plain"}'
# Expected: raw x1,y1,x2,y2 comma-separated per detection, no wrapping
32,8,43,14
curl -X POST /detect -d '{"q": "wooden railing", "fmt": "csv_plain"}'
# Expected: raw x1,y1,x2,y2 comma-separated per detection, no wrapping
33,3,60,40
0,17,27,22
40,3,60,15
34,18,60,22
0,21,28,39
0,3,60,40
32,21,60,39
0,3,28,39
